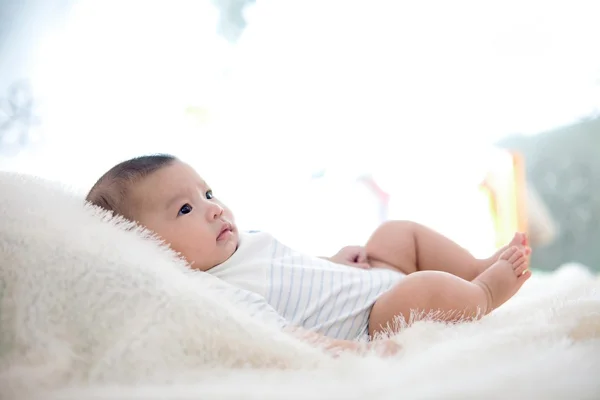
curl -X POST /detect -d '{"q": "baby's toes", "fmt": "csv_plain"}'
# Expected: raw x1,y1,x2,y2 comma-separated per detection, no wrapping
500,246,519,261
517,269,532,283
516,232,528,246
521,233,529,246
513,258,528,276
508,248,525,264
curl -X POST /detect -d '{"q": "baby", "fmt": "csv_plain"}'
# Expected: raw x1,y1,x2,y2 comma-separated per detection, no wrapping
86,154,531,354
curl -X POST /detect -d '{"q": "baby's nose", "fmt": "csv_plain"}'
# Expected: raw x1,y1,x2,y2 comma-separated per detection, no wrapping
208,203,224,219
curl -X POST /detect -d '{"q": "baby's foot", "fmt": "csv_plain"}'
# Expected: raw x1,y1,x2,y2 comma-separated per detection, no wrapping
473,246,531,313
508,232,527,248
476,232,530,275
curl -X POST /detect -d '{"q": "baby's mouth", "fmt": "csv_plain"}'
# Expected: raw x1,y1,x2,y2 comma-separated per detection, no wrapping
217,223,233,241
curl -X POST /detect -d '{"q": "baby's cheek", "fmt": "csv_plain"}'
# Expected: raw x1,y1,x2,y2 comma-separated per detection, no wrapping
222,207,235,221
170,233,201,258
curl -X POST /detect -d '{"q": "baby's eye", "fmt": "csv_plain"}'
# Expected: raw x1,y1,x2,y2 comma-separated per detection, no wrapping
178,203,193,216
205,190,214,200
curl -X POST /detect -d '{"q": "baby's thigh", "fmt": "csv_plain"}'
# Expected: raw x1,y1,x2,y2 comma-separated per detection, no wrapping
368,271,451,337
365,220,418,275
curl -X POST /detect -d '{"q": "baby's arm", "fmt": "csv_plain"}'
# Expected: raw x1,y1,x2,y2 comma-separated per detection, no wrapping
286,326,400,357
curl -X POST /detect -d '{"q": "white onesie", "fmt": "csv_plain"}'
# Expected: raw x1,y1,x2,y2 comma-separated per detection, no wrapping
210,231,403,340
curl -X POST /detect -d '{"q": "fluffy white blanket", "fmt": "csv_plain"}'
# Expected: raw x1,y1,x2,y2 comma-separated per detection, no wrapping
1,172,599,400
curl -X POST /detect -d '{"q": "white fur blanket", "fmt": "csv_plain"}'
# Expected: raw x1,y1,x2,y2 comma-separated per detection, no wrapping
1,172,599,400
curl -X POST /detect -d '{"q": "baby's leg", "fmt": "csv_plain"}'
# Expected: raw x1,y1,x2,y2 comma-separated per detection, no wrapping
365,220,528,281
368,247,531,336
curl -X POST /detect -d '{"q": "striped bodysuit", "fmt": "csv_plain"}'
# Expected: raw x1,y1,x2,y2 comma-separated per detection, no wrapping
210,231,404,340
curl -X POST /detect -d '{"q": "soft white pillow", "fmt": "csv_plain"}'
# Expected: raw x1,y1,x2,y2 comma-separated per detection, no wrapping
0,172,327,398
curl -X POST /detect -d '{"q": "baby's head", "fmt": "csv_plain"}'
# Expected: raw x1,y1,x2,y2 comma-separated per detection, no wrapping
86,154,238,271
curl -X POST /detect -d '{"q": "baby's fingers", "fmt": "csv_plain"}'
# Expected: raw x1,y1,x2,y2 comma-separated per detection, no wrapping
356,248,369,263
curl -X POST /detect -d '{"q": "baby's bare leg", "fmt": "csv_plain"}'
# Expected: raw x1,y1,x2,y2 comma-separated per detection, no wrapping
368,247,531,337
365,220,528,281
369,271,487,336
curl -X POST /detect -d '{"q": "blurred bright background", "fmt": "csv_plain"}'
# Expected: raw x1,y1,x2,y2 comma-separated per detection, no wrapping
1,0,599,269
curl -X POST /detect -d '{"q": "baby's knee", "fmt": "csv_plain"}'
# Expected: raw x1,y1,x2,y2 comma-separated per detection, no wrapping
375,220,417,235
367,220,417,248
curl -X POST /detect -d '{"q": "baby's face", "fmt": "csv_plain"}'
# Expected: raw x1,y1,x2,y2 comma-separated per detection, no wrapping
129,160,238,271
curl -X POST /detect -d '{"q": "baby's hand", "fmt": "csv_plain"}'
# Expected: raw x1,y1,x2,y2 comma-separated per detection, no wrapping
330,245,371,269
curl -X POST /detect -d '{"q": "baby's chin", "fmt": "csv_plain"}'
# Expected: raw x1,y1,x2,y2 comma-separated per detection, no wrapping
207,231,238,269
221,235,239,261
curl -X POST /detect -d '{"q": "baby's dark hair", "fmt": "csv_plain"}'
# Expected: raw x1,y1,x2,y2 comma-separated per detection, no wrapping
86,154,177,219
